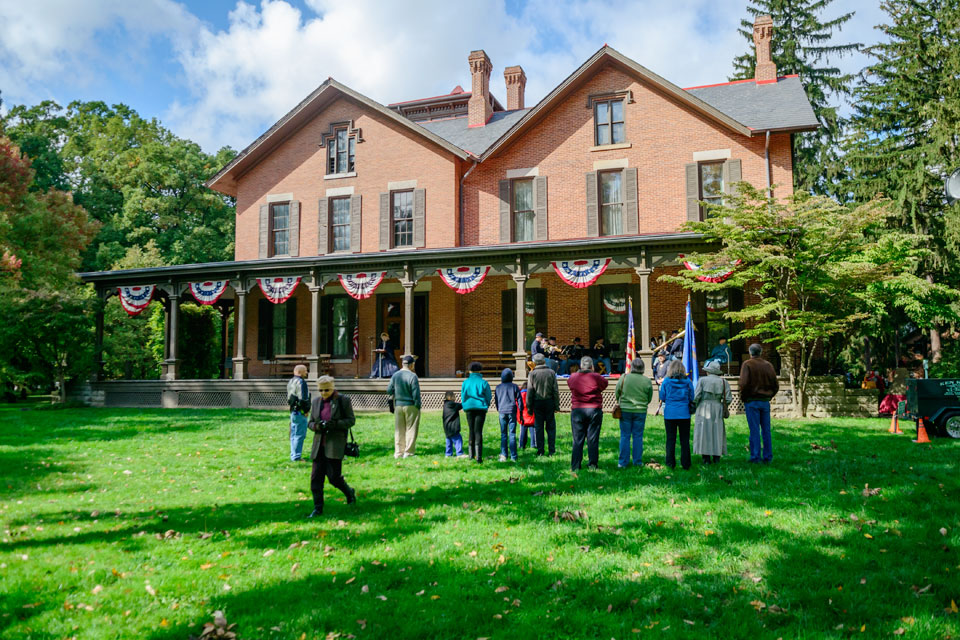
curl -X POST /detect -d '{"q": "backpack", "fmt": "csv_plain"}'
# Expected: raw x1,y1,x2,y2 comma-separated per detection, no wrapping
517,389,535,426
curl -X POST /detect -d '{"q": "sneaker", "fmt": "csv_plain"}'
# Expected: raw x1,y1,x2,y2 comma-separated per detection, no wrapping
346,487,357,505
457,454,469,459
617,464,628,469
307,508,323,519
499,455,507,462
511,458,518,462
403,453,416,458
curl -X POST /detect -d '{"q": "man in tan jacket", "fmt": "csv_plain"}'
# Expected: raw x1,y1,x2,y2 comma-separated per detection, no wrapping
738,343,779,463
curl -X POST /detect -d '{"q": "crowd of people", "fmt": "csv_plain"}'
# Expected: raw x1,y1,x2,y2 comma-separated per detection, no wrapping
286,343,781,518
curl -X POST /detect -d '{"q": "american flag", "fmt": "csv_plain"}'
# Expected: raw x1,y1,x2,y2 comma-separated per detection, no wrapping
624,296,636,373
352,313,359,360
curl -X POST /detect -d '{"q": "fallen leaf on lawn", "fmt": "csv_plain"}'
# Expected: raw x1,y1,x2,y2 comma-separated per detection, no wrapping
199,532,213,540
92,585,102,595
469,550,478,557
200,563,213,570
893,629,905,636
223,584,231,591
768,605,785,614
376,595,387,601
764,511,772,517
861,484,881,497
356,620,366,630
291,563,300,574
159,618,169,628
579,545,590,553
684,619,695,625
263,549,275,557
145,585,156,596
941,528,949,536
913,584,932,594
901,617,915,624
750,600,766,610
704,530,715,536
415,590,425,596
345,577,355,584
495,586,509,593
864,533,873,539
950,599,959,614
431,595,440,600
361,585,369,593
496,554,506,565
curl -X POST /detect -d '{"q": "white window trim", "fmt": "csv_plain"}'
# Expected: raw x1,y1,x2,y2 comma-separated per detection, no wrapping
326,186,355,197
693,149,731,162
505,167,539,179
387,179,418,190
593,158,629,170
266,193,293,203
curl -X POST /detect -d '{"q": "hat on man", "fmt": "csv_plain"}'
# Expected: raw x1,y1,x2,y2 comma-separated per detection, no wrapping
402,355,416,365
703,360,722,375
535,332,543,337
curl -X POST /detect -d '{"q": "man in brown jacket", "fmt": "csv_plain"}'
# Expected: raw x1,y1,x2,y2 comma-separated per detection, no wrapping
739,343,779,463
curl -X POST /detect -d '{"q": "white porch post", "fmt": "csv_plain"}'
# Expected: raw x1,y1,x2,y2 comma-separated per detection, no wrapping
163,291,180,380
307,277,322,380
401,266,416,357
232,281,250,380
635,265,653,358
512,265,529,380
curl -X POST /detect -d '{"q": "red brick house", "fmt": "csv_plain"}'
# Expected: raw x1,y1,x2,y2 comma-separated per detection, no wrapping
80,16,817,408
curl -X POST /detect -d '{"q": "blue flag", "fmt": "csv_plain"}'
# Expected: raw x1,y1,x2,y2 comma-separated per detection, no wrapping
682,300,699,388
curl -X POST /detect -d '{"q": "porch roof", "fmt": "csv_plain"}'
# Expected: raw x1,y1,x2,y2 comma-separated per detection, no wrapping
78,231,705,287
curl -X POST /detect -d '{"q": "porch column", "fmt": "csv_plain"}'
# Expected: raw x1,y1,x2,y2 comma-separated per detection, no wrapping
92,292,105,382
512,272,529,380
635,265,653,358
164,292,180,380
307,281,322,379
233,284,249,380
216,303,231,379
401,278,415,357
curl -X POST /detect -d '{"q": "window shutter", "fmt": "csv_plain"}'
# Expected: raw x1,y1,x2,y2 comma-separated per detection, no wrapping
317,198,329,255
534,176,548,241
257,298,272,359
585,172,599,237
320,296,330,354
501,289,516,351
499,180,511,243
259,204,269,258
588,286,602,346
413,188,426,247
379,192,389,250
285,297,297,354
288,200,300,256
685,163,701,222
533,289,547,331
623,167,638,235
723,158,742,196
350,194,362,253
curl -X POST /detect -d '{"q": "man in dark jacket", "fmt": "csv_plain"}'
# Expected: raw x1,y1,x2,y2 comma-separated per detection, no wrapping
526,353,560,456
739,343,780,463
306,376,357,518
494,368,521,461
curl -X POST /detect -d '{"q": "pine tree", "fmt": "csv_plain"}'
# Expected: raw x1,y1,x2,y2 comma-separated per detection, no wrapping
731,0,860,196
845,0,960,362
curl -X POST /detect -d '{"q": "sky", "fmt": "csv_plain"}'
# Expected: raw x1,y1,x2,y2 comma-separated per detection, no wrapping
0,0,888,154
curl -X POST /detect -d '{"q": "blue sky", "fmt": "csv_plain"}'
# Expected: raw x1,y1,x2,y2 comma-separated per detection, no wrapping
0,1,885,154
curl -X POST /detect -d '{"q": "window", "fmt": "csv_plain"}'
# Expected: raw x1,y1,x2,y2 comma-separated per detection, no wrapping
272,303,288,356
594,98,625,145
321,296,357,359
327,127,356,175
501,289,547,351
330,197,351,252
600,285,628,354
270,202,290,256
257,298,296,359
699,162,724,214
599,171,623,236
512,179,535,242
392,190,413,248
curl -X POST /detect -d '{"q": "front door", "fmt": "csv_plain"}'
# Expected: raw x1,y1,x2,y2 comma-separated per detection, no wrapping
379,295,404,366
377,293,429,376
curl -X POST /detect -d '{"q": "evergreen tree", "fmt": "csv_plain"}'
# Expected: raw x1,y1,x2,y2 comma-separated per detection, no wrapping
845,0,960,362
731,0,860,196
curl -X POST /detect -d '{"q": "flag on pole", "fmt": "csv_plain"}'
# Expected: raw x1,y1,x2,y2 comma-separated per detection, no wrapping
682,300,699,388
352,312,360,360
624,296,636,373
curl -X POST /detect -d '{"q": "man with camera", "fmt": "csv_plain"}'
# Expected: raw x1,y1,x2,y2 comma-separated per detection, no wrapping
307,375,358,518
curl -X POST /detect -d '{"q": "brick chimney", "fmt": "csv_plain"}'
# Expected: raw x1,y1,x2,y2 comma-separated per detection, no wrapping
504,65,526,111
753,15,777,83
468,50,493,127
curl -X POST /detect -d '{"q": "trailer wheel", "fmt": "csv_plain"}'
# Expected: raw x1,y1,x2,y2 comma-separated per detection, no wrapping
944,415,960,439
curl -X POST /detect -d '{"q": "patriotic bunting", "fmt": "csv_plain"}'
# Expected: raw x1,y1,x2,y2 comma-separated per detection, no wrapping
437,266,490,294
188,280,230,305
339,271,386,300
602,295,627,315
552,258,611,288
117,285,155,316
680,255,742,283
257,276,301,304
706,291,729,312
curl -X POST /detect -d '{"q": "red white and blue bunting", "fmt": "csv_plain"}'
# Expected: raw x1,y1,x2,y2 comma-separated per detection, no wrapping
118,285,155,316
188,280,230,305
258,276,301,304
603,296,627,315
437,266,490,294
680,256,742,283
339,271,386,300
552,258,611,289
706,291,729,312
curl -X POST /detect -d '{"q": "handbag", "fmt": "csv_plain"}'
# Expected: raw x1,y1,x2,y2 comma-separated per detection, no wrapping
723,403,730,419
612,404,622,419
344,427,359,458
387,398,395,414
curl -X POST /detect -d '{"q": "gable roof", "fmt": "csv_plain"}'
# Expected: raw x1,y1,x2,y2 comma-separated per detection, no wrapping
205,78,471,197
479,46,819,160
418,109,529,156
685,75,819,133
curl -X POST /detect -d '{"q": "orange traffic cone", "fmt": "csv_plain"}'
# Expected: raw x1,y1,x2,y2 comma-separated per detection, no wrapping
889,413,903,434
913,418,931,444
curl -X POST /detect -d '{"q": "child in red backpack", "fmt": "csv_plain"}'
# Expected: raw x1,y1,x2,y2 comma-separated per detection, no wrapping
517,387,537,451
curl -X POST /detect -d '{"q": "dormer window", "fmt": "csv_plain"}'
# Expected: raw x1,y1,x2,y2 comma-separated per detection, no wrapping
320,121,363,177
594,98,625,146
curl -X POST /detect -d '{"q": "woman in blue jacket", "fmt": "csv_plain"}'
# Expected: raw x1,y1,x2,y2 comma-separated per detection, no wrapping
659,360,695,470
461,361,492,463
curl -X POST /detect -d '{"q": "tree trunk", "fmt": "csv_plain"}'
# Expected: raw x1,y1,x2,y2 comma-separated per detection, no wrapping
926,274,942,363
57,370,66,404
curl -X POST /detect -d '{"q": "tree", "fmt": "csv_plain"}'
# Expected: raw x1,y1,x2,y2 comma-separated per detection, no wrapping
661,183,893,416
731,0,860,196
845,0,960,362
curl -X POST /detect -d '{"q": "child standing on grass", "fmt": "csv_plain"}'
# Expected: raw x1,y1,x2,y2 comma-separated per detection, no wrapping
442,391,466,457
494,368,520,462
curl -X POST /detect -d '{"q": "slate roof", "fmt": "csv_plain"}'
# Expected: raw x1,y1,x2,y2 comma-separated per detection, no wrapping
418,109,530,156
685,76,819,132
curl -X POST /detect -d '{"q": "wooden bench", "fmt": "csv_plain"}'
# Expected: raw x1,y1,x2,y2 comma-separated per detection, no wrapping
465,351,519,374
268,354,332,378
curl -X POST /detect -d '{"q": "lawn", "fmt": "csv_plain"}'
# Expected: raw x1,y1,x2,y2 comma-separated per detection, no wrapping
1,405,959,639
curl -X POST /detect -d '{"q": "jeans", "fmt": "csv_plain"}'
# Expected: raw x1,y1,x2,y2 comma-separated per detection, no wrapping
598,357,613,375
559,358,574,375
499,412,518,460
519,423,537,449
744,400,773,462
310,448,352,512
664,417,691,470
289,411,308,461
533,399,557,455
465,409,487,462
618,411,647,466
570,407,603,471
445,434,463,456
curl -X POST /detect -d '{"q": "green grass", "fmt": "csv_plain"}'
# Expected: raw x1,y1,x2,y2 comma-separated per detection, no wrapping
1,405,959,639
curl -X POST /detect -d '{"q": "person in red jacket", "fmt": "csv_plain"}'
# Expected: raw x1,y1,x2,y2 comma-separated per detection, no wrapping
517,387,537,450
567,356,609,472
